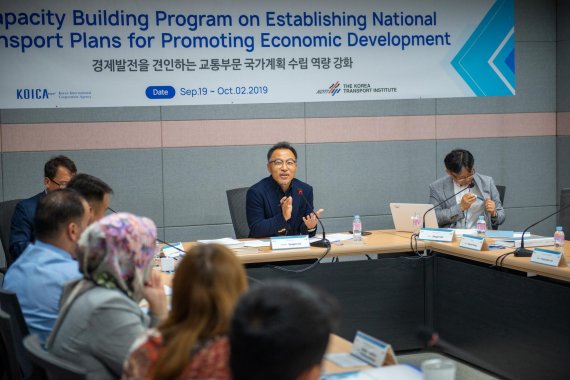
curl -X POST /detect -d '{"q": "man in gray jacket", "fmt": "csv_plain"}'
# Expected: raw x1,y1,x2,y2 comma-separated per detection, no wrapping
429,149,505,229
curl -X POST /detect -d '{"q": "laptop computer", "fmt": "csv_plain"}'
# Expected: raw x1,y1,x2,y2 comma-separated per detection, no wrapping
389,203,439,232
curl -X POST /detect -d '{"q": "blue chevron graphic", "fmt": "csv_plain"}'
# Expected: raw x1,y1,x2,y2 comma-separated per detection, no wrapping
451,0,515,96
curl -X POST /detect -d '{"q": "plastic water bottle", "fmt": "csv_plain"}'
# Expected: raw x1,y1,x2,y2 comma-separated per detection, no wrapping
352,215,362,242
476,215,486,236
411,212,421,234
554,226,565,253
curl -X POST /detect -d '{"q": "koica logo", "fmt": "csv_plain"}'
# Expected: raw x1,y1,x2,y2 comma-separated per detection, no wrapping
16,88,49,100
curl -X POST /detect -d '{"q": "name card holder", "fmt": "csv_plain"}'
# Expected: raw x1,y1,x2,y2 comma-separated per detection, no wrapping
352,331,397,367
530,248,568,267
418,228,454,242
160,257,175,272
270,235,310,250
459,234,489,251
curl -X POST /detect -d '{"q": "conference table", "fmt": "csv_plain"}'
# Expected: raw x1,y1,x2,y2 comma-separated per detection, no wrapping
165,230,570,380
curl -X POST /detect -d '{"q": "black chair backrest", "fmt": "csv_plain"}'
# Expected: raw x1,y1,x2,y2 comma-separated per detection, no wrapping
560,188,570,233
226,187,250,239
491,185,506,231
0,289,30,339
23,334,87,380
495,185,506,206
0,310,26,380
0,199,23,268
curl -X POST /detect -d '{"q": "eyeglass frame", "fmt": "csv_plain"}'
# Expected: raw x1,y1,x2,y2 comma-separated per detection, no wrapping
268,159,297,168
48,177,68,188
448,168,475,182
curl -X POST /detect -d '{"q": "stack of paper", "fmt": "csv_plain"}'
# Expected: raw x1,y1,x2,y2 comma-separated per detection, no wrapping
493,233,555,248
196,237,245,248
321,364,422,380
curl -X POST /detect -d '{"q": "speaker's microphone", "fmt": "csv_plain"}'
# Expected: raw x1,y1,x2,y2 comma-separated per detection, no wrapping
417,327,510,379
514,204,570,257
107,207,186,254
297,188,329,248
423,182,475,228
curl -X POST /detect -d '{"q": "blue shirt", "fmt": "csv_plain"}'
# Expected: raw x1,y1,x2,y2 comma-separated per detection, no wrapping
3,240,81,344
246,176,317,238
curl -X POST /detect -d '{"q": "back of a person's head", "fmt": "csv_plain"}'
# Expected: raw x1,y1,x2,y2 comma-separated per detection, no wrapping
151,244,248,380
44,155,77,178
66,173,113,202
34,189,86,241
230,281,339,380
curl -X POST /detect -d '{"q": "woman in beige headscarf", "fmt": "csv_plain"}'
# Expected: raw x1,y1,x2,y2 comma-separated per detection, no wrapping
47,212,167,380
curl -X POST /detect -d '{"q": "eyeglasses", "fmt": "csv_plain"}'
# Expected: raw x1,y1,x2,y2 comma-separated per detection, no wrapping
449,169,475,181
269,159,297,168
49,178,68,188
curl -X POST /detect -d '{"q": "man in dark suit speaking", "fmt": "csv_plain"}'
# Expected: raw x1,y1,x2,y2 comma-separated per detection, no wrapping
246,142,323,238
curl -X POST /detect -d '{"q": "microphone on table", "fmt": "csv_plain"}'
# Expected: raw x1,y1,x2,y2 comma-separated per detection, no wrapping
107,207,186,254
514,204,570,257
296,188,329,248
423,182,475,228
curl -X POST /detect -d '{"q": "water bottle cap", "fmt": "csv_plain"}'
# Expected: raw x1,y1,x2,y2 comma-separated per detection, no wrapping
556,226,563,231
478,215,485,220
354,215,360,218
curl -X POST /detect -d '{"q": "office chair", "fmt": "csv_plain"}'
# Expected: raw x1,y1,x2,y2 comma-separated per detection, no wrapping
0,199,23,271
492,185,506,231
560,188,570,233
23,335,87,380
0,309,35,380
495,185,506,206
226,187,250,239
0,289,29,340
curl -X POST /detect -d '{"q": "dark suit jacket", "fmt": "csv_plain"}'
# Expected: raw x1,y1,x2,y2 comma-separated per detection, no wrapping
9,191,45,260
246,176,316,238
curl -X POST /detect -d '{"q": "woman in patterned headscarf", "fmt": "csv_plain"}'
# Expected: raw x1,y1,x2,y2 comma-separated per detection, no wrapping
47,212,167,380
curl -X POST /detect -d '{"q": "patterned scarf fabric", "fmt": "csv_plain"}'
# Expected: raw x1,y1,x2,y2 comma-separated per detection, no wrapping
76,212,158,303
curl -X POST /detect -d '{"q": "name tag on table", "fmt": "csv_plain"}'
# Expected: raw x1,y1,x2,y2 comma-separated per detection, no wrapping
161,242,184,258
530,248,568,267
351,331,397,367
459,234,489,251
418,228,454,242
270,235,310,250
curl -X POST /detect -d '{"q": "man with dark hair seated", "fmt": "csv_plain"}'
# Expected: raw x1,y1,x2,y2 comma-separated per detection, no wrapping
9,155,77,259
429,148,505,229
66,173,113,223
230,281,339,380
246,141,323,238
4,189,90,344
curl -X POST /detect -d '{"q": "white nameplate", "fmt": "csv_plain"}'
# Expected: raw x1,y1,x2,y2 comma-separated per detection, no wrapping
351,331,397,367
530,248,568,267
270,235,310,250
418,228,454,242
459,234,489,251
161,242,184,258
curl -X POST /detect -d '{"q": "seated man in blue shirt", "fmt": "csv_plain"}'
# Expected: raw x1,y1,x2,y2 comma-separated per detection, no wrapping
246,142,323,238
4,189,90,344
9,155,77,260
